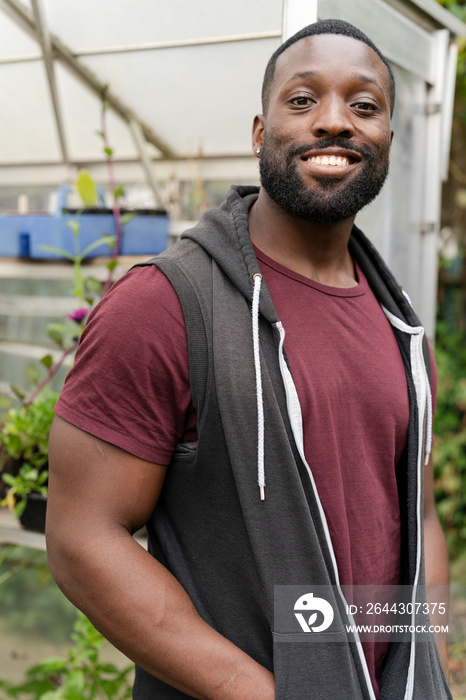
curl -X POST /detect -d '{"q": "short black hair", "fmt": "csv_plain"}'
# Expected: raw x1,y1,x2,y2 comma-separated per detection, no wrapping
261,19,395,116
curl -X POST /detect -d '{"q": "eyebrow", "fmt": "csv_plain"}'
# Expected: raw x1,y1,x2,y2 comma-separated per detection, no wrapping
283,70,385,93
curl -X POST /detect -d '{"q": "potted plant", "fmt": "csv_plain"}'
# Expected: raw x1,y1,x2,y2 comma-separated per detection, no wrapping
0,390,58,532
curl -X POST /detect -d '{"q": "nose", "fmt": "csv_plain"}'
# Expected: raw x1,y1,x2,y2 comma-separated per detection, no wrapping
311,96,354,138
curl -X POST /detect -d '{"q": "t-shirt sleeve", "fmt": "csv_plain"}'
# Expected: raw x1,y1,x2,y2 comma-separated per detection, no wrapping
54,265,195,465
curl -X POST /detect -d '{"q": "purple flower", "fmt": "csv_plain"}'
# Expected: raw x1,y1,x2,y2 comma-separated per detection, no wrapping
65,308,89,324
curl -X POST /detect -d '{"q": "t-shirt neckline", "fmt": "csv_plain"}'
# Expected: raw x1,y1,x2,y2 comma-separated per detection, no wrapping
253,244,368,298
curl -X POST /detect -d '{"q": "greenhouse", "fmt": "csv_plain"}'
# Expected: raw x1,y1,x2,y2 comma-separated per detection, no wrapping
0,0,465,697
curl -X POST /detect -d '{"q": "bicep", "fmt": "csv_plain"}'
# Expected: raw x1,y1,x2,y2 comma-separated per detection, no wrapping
46,415,167,539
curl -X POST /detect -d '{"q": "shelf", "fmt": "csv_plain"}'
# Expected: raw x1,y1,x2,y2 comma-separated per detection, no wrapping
0,508,147,552
0,508,46,551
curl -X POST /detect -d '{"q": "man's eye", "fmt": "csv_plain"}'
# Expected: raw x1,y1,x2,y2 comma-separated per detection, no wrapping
354,102,377,112
290,96,313,106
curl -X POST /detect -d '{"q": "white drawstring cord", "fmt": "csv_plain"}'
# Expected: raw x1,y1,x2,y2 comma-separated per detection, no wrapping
252,273,265,500
424,370,433,466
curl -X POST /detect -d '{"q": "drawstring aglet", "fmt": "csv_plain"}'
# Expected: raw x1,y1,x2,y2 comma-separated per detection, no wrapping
260,486,265,501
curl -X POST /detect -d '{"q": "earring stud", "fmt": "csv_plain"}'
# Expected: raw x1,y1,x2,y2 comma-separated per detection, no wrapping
256,147,261,155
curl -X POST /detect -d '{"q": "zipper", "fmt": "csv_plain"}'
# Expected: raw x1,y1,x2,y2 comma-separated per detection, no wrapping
274,320,377,700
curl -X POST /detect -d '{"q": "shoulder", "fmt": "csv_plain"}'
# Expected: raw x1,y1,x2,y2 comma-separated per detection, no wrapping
102,264,180,306
87,264,185,328
76,264,188,360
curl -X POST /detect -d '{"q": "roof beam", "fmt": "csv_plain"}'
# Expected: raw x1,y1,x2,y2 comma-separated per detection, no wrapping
128,120,159,200
0,0,177,159
31,0,69,164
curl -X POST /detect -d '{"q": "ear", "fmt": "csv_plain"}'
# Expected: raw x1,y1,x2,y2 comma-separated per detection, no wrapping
252,114,265,158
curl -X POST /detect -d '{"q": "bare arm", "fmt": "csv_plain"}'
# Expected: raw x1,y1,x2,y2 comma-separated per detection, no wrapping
423,454,450,678
46,416,275,700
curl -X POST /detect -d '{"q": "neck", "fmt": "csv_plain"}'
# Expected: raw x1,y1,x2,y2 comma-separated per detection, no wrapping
249,188,358,288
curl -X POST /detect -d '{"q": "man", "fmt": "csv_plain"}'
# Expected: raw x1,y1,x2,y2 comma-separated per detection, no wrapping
46,19,451,700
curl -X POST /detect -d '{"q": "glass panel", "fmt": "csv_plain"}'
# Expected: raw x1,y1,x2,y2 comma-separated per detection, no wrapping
0,62,61,162
81,38,281,157
318,0,434,83
55,63,138,161
0,10,39,58
42,0,283,50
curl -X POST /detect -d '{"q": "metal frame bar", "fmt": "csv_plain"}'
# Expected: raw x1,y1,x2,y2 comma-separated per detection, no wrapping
0,31,283,64
441,42,458,181
0,0,177,159
128,120,159,199
0,52,42,64
31,0,68,164
75,31,282,57
418,28,450,340
400,0,466,35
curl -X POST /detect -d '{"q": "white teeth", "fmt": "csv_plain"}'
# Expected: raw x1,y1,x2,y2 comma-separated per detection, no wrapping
309,155,350,167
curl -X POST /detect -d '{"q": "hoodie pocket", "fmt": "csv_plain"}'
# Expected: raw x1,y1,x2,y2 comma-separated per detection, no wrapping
272,630,368,700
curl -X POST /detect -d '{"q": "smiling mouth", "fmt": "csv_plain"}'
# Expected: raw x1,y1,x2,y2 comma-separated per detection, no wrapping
302,154,356,168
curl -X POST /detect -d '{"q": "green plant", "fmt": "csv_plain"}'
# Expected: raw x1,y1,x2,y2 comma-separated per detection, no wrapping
0,546,77,642
0,611,133,699
433,321,466,560
1,466,48,517
0,391,58,516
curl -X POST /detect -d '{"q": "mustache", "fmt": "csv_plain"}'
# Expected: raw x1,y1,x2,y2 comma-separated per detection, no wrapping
285,138,374,167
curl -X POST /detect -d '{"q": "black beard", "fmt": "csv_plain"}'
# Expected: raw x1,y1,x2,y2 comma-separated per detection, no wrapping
259,136,390,225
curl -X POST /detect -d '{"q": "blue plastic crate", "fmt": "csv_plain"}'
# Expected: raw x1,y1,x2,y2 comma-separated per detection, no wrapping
0,211,169,259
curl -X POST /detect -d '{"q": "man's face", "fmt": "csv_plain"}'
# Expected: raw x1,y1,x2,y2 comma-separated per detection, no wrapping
255,34,393,225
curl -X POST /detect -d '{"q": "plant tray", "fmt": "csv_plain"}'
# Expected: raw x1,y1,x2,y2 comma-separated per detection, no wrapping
0,210,169,259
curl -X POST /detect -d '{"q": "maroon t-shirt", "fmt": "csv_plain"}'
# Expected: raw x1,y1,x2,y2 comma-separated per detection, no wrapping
55,253,436,697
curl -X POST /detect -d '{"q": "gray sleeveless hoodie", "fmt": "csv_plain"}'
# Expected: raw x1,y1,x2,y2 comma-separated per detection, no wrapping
133,186,451,700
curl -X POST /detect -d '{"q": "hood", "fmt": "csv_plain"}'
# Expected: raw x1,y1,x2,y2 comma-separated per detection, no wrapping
182,184,423,329
181,185,279,326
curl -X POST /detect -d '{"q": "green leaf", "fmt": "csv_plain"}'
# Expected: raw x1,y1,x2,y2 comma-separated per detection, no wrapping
120,212,135,226
101,234,116,249
98,663,119,673
32,657,67,673
41,354,54,369
25,364,41,386
38,244,76,262
14,495,27,518
75,169,99,207
66,219,81,237
104,146,114,157
79,236,114,260
47,329,65,347
37,470,49,485
10,386,26,401
107,259,117,272
84,276,103,294
114,185,124,199
46,324,76,338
